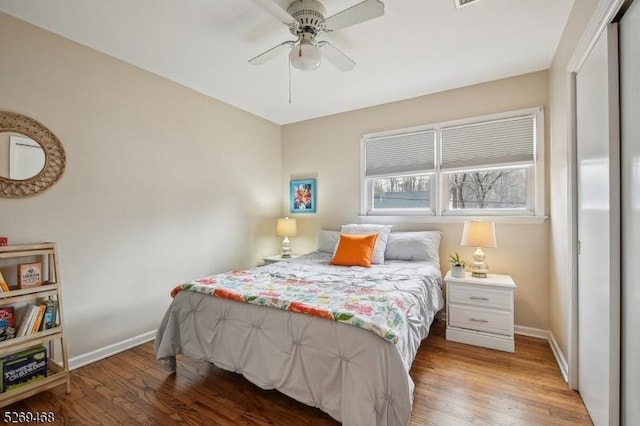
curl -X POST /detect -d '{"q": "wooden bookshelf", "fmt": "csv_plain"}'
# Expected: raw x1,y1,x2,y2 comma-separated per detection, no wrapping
0,243,70,407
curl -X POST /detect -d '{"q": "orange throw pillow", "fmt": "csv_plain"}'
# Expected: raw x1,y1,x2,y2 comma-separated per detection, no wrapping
330,233,379,267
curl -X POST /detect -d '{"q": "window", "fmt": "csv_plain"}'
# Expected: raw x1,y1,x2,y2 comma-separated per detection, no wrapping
364,129,436,214
445,167,529,211
361,107,544,218
373,174,432,210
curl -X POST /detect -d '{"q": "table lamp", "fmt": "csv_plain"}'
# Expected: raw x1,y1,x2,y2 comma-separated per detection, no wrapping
461,220,497,278
276,217,297,258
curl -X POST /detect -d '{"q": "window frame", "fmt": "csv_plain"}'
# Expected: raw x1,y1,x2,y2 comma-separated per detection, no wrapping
360,106,545,221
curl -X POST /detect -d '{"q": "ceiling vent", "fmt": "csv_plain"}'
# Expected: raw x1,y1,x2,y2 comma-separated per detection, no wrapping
454,0,483,8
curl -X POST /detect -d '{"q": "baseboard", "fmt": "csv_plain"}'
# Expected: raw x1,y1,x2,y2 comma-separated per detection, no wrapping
514,324,549,339
514,325,568,383
547,332,569,383
68,329,156,370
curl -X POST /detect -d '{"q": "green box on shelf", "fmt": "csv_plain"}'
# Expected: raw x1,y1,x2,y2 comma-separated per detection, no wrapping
0,345,47,393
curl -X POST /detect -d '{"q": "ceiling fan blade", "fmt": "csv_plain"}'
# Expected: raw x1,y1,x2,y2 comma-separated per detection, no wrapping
318,41,356,71
324,0,384,31
250,0,298,26
249,40,295,65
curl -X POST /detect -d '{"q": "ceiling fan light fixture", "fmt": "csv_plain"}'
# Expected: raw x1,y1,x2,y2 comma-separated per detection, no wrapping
289,43,321,71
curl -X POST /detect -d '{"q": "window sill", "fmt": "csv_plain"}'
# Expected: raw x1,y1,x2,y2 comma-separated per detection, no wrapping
358,215,548,225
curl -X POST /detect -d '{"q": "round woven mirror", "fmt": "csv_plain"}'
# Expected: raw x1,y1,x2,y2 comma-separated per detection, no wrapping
0,111,66,198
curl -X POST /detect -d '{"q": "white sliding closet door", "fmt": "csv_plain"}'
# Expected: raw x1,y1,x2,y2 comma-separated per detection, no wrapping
620,0,640,423
575,23,620,426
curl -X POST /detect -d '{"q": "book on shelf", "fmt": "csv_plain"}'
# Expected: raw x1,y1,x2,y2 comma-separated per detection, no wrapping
0,271,9,293
29,305,46,335
17,262,42,289
16,304,39,338
51,301,58,329
38,299,57,331
0,307,16,341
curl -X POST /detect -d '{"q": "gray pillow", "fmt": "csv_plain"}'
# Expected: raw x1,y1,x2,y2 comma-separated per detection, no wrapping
316,230,340,253
384,231,442,263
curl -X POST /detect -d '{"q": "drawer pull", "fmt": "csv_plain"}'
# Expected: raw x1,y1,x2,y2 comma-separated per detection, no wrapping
469,296,489,301
469,318,489,323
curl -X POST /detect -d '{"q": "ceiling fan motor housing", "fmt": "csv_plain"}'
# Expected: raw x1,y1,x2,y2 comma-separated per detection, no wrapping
287,0,327,35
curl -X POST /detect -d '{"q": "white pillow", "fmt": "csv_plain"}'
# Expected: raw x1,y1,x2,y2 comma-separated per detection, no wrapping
384,231,442,263
340,224,392,264
317,230,340,253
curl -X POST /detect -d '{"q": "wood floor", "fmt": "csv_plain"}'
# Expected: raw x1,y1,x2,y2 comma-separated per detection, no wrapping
7,321,592,425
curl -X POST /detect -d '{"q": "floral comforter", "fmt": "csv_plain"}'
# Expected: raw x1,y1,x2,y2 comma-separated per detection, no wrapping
170,252,442,347
156,252,444,425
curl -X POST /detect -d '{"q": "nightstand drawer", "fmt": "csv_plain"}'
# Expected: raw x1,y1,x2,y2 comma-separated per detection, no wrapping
448,285,512,310
448,305,512,336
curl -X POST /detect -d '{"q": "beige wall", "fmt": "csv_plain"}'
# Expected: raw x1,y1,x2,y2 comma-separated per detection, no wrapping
0,13,282,358
548,0,600,363
282,71,551,330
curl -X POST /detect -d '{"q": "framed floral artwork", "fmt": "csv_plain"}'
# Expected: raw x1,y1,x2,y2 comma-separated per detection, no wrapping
290,179,316,214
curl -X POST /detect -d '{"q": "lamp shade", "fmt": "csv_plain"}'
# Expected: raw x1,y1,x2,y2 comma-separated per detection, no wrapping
276,217,297,237
461,220,497,248
290,43,321,71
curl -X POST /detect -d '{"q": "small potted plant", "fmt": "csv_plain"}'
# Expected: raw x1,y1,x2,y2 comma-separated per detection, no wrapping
449,252,466,278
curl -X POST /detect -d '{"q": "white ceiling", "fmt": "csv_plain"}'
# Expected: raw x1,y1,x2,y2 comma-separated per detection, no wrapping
0,0,574,125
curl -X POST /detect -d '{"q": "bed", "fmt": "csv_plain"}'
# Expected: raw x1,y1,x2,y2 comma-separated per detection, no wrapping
154,229,444,426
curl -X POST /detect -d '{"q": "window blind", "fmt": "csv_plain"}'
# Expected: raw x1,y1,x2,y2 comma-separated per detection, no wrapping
441,115,535,170
364,130,435,177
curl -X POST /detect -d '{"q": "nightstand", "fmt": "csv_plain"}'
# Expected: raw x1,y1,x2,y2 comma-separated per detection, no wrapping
262,255,298,265
444,271,516,353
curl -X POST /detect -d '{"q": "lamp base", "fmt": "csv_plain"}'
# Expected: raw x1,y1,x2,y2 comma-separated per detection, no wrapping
471,270,488,278
470,247,489,278
280,236,292,258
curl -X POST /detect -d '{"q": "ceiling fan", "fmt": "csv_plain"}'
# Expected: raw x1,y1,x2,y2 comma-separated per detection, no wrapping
248,0,385,72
